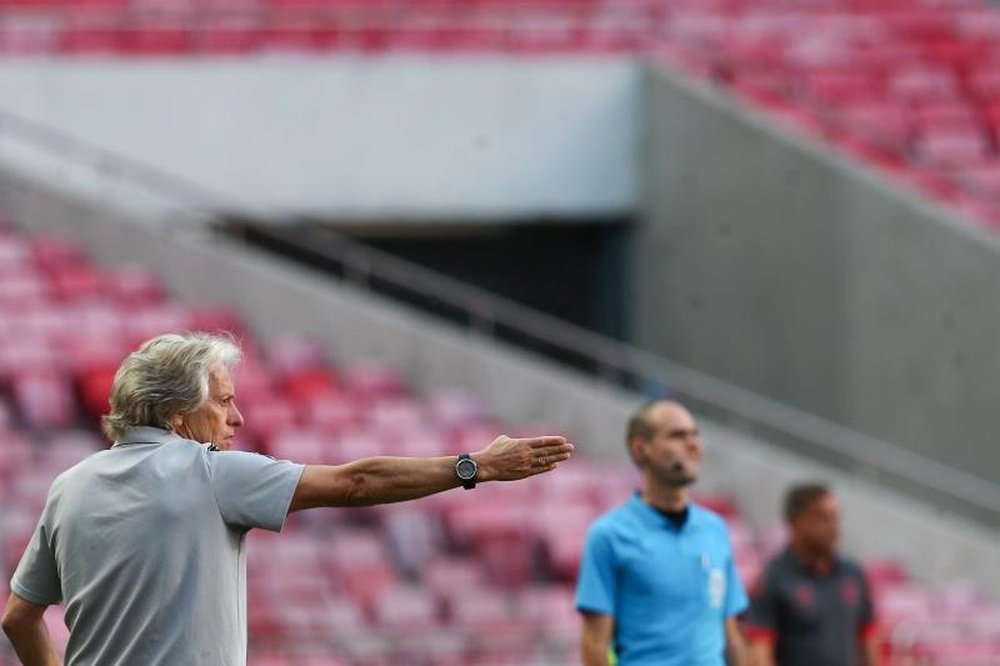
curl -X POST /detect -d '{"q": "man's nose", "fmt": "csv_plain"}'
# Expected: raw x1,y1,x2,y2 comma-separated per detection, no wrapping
229,405,244,427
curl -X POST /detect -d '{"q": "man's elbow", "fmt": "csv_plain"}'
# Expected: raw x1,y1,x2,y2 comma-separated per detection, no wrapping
2,594,45,637
1,613,13,638
2,602,25,637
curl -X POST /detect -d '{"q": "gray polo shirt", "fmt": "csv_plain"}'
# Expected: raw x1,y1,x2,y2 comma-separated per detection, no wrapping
745,548,876,666
10,426,305,666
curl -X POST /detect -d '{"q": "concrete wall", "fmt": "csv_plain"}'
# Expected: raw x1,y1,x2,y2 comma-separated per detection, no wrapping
637,64,1000,487
0,57,639,220
3,162,1000,594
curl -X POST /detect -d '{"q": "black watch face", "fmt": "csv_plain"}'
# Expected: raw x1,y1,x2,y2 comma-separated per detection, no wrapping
456,458,477,480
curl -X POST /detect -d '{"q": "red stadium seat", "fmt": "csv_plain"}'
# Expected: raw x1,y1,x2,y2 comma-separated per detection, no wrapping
118,23,193,55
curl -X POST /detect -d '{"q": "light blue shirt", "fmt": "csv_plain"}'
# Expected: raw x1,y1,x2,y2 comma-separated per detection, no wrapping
575,493,748,666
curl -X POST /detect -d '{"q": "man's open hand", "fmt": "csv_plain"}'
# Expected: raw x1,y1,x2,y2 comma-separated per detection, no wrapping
475,435,574,482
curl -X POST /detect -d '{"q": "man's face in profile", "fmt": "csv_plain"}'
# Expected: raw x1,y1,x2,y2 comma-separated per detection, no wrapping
174,364,244,450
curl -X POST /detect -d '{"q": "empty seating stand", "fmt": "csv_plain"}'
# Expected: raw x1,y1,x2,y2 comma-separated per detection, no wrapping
1,1,1000,228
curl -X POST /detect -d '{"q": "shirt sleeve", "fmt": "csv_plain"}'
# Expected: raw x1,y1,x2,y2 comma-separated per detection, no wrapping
575,523,617,616
743,568,778,643
10,517,62,606
207,451,305,532
724,549,750,618
857,568,878,638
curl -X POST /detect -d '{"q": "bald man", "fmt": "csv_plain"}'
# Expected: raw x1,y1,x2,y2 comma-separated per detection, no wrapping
575,400,749,666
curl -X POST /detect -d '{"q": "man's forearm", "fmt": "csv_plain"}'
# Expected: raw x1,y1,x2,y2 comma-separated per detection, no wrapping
862,637,883,666
748,641,776,666
727,635,750,666
292,455,463,510
290,435,572,511
341,455,467,506
3,618,60,666
725,619,750,666
581,641,612,666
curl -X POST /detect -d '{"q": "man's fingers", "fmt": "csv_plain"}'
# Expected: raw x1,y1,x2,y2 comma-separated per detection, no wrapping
531,446,573,470
533,443,574,461
530,462,561,476
527,436,568,449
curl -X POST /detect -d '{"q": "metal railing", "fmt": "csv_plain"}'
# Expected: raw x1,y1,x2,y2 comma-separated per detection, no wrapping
1,104,999,527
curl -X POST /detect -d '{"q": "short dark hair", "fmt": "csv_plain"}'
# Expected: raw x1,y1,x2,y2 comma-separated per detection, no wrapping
626,400,663,447
784,483,831,523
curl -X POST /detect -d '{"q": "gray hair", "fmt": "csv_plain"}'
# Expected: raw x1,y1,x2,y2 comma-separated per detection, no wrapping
102,332,242,442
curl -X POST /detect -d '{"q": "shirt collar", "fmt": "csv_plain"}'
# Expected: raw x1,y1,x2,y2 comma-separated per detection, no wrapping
113,426,182,448
627,491,702,532
782,546,843,577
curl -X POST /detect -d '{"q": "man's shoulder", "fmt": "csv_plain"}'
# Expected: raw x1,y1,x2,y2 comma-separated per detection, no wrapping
50,447,115,488
835,554,868,579
761,548,795,578
588,500,640,536
689,503,731,533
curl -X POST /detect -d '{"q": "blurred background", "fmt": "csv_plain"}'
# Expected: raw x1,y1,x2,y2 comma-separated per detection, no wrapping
1,0,1000,664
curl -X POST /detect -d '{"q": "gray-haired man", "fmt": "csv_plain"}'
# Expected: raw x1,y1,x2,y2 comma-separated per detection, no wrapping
2,332,574,665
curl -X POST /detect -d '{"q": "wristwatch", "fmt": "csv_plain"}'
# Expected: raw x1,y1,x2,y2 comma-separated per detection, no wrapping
455,453,478,490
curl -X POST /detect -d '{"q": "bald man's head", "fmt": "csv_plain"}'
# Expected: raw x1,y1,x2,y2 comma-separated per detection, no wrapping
626,400,694,448
625,400,703,489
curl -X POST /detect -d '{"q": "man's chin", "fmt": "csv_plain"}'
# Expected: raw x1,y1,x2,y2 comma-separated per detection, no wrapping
664,474,698,488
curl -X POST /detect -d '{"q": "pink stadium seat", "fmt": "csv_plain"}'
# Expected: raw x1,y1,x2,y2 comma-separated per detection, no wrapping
106,265,165,306
12,371,77,429
422,557,485,601
31,235,85,270
889,67,961,102
239,393,300,444
266,335,329,375
305,394,362,435
186,306,245,336
0,16,58,56
342,363,407,402
958,160,1000,197
373,585,441,630
335,428,383,461
909,102,981,132
805,70,884,104
516,585,580,641
267,429,338,463
913,129,991,165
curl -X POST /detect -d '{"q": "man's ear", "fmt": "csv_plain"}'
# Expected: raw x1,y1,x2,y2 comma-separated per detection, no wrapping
168,414,184,432
628,437,646,466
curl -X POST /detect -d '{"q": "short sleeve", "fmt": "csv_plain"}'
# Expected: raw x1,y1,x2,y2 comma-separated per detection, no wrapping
10,518,62,606
744,568,779,643
724,550,749,618
857,568,877,637
575,524,617,617
207,451,305,532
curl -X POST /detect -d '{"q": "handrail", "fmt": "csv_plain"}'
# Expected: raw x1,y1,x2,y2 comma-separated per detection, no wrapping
1,105,999,526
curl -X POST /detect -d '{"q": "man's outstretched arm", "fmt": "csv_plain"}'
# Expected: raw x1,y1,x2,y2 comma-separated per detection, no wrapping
1,593,59,666
289,435,573,511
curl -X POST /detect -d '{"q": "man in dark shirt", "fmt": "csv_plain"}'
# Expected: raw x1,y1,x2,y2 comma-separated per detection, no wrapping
745,484,881,666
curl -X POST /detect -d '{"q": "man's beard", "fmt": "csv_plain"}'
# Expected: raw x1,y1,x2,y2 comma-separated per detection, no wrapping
661,461,697,487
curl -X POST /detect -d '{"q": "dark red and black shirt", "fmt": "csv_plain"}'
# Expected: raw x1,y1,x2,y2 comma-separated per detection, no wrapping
745,548,877,666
